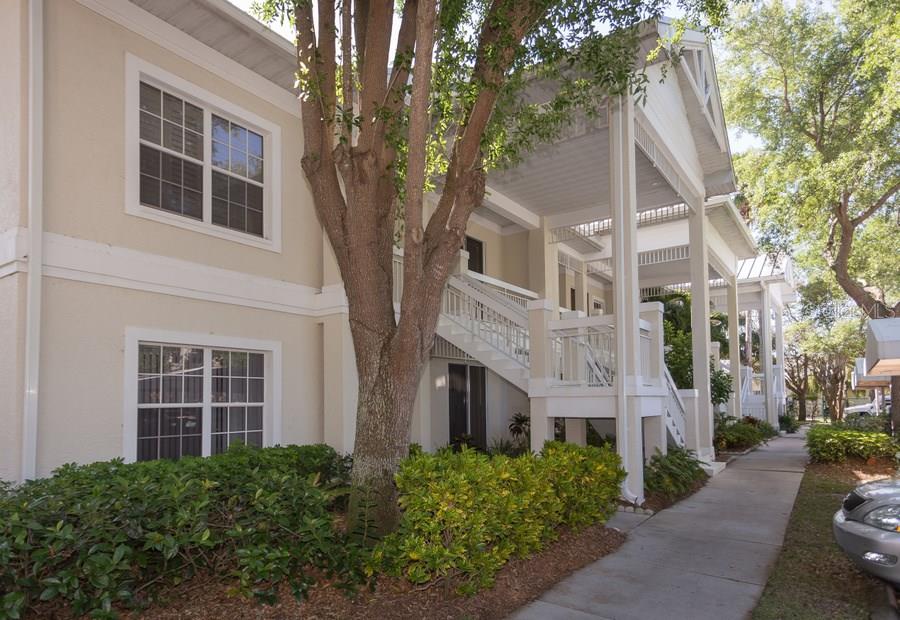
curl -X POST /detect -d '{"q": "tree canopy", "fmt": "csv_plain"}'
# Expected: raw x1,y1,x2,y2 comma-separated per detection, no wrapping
722,0,900,318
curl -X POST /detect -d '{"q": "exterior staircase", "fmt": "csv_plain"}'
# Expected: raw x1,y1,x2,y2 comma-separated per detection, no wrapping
433,272,688,449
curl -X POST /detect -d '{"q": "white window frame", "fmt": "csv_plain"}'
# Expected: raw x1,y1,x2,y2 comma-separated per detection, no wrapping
123,327,283,463
124,54,283,252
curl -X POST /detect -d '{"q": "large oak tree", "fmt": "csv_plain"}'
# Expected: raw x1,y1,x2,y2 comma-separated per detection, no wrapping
721,0,900,425
257,0,725,528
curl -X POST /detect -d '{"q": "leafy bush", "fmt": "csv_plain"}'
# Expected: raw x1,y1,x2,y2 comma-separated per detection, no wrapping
377,442,624,592
644,447,708,502
839,413,890,434
779,414,800,433
486,437,527,457
0,444,364,619
710,368,733,407
806,426,899,463
714,414,773,451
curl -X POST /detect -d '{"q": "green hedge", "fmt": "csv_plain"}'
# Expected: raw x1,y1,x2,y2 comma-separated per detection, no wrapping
714,415,778,452
644,447,708,501
806,425,899,463
0,445,363,619
377,442,625,593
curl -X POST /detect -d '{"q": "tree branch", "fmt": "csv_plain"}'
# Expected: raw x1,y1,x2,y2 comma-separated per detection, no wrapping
851,180,900,226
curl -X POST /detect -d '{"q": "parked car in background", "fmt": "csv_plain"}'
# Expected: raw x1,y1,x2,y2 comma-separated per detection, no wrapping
834,479,900,585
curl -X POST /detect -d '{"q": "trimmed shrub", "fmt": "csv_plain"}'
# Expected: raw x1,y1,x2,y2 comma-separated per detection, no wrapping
0,445,363,619
806,425,899,463
778,414,800,433
644,447,708,502
377,442,624,593
840,413,890,433
714,416,764,451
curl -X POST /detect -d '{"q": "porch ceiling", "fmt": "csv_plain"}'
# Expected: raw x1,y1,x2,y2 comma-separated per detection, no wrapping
487,128,682,224
638,259,720,289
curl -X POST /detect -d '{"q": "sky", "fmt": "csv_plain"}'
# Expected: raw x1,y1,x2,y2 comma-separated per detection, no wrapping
227,0,762,153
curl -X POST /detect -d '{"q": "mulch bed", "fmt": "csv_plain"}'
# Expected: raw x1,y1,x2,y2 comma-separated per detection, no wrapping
642,475,708,513
104,524,625,620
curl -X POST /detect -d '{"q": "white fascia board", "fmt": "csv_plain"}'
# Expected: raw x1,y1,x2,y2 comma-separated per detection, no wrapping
483,186,540,230
74,0,299,117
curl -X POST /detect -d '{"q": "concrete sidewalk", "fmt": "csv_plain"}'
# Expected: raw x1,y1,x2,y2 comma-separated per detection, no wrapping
510,434,808,620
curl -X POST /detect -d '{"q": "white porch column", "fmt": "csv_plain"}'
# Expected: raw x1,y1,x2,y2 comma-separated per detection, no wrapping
574,262,588,313
688,197,714,460
565,419,587,446
528,299,557,452
727,276,742,418
610,95,644,501
760,285,776,425
322,312,358,453
528,217,560,301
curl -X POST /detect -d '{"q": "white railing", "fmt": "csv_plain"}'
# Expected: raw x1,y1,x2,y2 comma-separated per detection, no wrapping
740,365,753,401
586,258,612,280
442,276,530,367
773,364,785,396
640,326,651,381
663,365,687,446
465,272,536,313
548,316,616,388
638,244,691,266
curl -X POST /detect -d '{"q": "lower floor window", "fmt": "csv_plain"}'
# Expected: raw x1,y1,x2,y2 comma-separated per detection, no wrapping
137,343,265,461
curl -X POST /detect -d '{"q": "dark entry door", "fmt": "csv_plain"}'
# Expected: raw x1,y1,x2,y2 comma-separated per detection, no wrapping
469,366,487,450
465,236,484,274
448,364,468,445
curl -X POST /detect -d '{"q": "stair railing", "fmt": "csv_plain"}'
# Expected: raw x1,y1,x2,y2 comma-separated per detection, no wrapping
547,316,616,388
663,365,687,446
442,276,531,367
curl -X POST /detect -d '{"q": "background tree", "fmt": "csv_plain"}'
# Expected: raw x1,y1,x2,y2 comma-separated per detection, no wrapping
799,318,865,422
255,0,728,528
783,323,811,421
721,0,900,424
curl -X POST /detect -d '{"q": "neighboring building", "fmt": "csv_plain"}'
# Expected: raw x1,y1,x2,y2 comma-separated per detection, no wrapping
0,0,774,500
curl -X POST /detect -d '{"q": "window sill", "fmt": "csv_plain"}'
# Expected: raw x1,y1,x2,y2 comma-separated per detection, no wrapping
126,204,282,253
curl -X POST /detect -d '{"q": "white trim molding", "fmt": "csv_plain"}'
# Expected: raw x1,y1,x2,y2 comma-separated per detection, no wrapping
38,231,352,316
124,54,283,253
0,228,29,279
122,327,283,463
22,0,45,481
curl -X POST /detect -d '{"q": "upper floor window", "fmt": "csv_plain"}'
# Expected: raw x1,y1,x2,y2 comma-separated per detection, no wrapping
126,55,282,251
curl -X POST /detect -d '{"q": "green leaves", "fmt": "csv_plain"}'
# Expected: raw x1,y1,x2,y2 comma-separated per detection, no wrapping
644,447,708,501
377,442,625,593
806,425,898,463
0,444,363,619
722,0,899,314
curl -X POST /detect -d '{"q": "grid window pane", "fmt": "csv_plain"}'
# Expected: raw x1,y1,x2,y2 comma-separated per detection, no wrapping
140,112,161,144
140,345,263,460
138,82,207,225
140,83,161,115
208,115,264,238
184,102,203,132
248,132,263,158
247,407,263,431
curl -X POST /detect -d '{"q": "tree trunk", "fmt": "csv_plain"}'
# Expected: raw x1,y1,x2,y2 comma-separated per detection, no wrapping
348,330,422,536
798,393,807,421
891,376,900,435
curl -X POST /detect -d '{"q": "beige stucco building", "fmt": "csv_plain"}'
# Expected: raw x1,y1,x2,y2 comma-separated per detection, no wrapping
1,0,791,501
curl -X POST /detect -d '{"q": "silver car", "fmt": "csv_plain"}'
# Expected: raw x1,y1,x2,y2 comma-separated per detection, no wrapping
834,479,900,584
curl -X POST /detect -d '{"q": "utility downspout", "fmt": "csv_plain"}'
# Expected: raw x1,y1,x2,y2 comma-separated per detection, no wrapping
21,0,44,481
